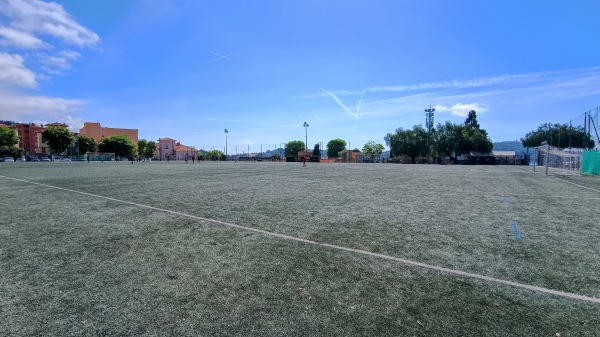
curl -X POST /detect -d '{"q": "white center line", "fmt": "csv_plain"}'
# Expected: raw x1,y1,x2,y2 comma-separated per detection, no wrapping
1,174,599,304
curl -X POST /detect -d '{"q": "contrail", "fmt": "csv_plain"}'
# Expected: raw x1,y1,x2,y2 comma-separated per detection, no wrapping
356,82,366,116
322,89,358,118
205,51,232,64
321,88,359,119
209,51,231,60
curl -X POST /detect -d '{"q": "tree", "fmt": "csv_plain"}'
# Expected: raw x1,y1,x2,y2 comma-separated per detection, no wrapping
144,140,156,158
138,139,148,158
521,123,594,149
433,121,493,163
41,125,74,155
98,134,137,157
313,143,321,158
0,126,19,147
77,135,97,155
285,140,305,157
326,138,347,158
137,139,156,158
463,125,493,153
0,145,23,158
464,110,480,129
385,125,429,163
206,149,224,160
362,140,385,162
432,121,465,163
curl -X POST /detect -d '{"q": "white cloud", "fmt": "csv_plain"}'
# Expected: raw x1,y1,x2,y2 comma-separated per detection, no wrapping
0,0,100,47
0,1,99,126
435,103,486,117
0,0,99,77
0,52,37,87
0,26,47,48
39,49,81,73
0,89,87,120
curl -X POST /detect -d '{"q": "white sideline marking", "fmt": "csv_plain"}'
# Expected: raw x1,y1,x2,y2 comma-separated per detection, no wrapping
514,166,600,194
502,192,600,200
1,174,599,304
464,168,475,176
549,176,600,194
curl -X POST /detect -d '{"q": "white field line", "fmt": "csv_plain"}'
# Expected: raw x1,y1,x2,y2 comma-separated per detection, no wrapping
1,174,599,304
502,192,600,200
514,166,600,194
464,168,475,176
548,175,600,194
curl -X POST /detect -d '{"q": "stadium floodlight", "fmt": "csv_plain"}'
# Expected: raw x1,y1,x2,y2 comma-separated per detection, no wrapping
303,122,309,152
425,104,435,159
425,104,435,135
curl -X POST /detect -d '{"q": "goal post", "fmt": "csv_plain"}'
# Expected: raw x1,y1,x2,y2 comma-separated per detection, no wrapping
84,152,116,161
534,144,583,174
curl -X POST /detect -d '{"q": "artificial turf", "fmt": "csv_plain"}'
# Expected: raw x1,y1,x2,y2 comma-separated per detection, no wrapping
0,161,599,336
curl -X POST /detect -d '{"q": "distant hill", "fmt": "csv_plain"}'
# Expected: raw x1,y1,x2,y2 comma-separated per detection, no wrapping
493,141,525,152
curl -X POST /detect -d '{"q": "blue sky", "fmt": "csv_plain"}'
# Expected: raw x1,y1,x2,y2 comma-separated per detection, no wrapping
1,0,599,153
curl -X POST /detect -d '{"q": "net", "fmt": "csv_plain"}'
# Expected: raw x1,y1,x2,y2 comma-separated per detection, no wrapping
85,152,116,161
533,145,583,172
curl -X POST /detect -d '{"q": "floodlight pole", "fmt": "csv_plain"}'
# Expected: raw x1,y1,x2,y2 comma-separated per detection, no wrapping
224,129,228,160
303,122,309,152
425,104,435,160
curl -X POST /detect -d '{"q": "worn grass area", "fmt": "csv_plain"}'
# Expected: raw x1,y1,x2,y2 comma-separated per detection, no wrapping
0,162,599,336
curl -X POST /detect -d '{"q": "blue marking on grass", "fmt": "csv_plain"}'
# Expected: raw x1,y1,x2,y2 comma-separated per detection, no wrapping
512,221,521,240
502,196,507,204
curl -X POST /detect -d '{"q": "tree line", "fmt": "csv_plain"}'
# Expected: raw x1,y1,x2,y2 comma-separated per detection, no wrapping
0,124,153,159
384,110,493,163
1,115,594,161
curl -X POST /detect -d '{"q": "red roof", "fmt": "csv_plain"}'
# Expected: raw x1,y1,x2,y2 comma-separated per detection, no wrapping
175,144,196,152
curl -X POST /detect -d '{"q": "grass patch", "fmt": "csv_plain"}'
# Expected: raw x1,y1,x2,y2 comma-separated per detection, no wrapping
1,162,599,335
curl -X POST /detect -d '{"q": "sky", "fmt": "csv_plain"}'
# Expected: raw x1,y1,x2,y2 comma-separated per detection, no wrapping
1,0,599,153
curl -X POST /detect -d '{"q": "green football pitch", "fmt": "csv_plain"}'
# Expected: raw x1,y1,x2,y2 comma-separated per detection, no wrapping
1,161,599,336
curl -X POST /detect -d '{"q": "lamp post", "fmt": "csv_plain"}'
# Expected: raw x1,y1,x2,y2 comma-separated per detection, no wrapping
224,129,228,160
303,122,309,152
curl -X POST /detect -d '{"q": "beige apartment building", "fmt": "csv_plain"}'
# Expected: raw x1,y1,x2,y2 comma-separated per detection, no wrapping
79,122,138,145
157,138,197,160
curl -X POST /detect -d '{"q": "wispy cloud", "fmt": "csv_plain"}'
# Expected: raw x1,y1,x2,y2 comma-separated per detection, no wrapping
0,26,47,48
0,0,100,48
0,89,87,120
306,67,600,99
199,117,279,126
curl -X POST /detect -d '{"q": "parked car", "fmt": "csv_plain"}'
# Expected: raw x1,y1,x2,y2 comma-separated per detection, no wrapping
40,156,51,162
16,157,25,162
30,157,40,162
3,157,14,162
62,158,71,161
